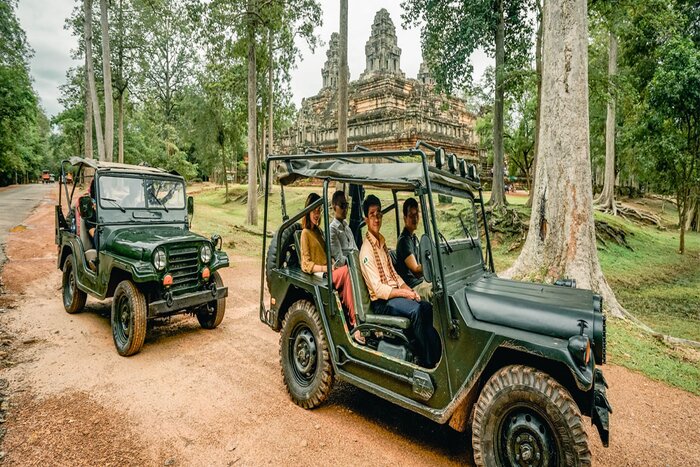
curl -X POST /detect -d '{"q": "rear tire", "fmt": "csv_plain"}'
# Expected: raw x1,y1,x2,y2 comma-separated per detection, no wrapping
196,271,226,329
280,300,333,409
111,280,147,357
472,365,591,467
62,256,87,314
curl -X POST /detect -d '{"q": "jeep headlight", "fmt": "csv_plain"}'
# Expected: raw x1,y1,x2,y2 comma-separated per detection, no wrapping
153,248,167,271
200,244,212,263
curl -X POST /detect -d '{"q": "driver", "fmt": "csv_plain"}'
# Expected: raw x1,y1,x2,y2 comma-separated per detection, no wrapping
395,198,432,301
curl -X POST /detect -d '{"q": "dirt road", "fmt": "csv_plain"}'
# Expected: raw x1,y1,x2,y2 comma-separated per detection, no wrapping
0,188,698,466
0,184,52,267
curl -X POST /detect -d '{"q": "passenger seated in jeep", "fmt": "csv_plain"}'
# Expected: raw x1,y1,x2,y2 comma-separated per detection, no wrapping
395,198,432,302
359,195,439,367
299,193,360,343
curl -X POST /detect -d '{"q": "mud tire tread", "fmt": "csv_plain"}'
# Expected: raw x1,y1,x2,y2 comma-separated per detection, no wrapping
111,280,147,357
472,364,591,467
279,299,333,409
62,256,87,314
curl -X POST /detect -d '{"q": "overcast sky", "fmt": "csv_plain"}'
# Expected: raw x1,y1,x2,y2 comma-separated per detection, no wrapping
16,0,490,118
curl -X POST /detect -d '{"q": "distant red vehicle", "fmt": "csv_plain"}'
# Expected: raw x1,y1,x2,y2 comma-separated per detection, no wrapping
41,170,51,184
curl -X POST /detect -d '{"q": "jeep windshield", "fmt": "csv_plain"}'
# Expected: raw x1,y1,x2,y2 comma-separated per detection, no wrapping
98,175,185,210
433,191,481,247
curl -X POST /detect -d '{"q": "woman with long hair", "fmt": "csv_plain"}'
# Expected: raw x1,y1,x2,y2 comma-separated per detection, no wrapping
299,193,363,344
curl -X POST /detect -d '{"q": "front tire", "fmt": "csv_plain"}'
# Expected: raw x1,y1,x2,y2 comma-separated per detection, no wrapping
62,256,87,314
196,271,226,329
111,280,147,357
280,300,333,409
472,365,591,467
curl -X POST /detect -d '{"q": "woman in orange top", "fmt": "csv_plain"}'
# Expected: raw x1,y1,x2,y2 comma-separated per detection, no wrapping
300,193,362,344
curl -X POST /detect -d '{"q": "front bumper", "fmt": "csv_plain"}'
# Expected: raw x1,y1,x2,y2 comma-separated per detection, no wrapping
591,368,612,447
149,286,228,317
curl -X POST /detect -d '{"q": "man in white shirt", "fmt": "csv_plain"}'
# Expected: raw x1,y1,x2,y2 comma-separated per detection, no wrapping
329,190,358,266
359,194,439,368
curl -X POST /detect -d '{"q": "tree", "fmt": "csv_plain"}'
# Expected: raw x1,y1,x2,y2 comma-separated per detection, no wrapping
506,0,624,318
644,36,700,254
402,0,534,207
100,0,114,162
85,0,105,161
337,0,348,153
0,0,48,185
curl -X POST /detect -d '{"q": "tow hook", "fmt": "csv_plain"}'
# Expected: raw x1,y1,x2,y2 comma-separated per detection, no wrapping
209,282,217,298
592,368,612,447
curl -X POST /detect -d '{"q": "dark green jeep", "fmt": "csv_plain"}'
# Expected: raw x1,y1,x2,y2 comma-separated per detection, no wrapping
260,145,611,466
56,158,229,356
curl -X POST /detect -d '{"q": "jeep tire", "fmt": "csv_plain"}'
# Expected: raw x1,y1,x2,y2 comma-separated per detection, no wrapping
62,255,87,314
111,280,147,357
472,365,591,467
280,299,333,409
196,271,226,329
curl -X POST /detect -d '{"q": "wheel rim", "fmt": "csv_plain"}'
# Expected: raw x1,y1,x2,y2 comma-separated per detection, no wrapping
63,265,74,306
497,405,557,467
114,293,131,344
289,323,317,387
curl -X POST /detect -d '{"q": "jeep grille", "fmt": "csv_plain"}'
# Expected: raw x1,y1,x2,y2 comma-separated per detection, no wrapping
169,246,200,294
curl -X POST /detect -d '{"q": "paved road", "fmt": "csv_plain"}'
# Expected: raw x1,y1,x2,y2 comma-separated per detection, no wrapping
0,183,52,266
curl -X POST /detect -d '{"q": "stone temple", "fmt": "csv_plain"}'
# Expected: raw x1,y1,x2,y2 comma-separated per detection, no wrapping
279,8,479,161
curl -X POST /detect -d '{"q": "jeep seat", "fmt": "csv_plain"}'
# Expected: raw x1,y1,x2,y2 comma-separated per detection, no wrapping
346,251,410,330
76,199,96,265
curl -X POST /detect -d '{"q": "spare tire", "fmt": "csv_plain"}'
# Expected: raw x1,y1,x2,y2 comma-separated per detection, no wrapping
266,222,303,292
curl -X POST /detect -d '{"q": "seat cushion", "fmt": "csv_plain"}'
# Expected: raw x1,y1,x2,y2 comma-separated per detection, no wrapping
365,313,411,329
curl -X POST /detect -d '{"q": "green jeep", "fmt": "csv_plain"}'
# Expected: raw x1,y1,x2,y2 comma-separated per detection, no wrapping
55,158,229,356
260,145,611,466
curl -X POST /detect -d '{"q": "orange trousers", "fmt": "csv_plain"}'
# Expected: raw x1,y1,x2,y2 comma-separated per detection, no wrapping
331,265,357,327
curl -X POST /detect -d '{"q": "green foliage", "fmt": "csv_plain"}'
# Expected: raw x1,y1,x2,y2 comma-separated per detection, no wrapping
401,0,534,94
0,0,50,185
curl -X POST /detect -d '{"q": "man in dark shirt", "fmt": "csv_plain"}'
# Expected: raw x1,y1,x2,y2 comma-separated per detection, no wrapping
395,198,432,301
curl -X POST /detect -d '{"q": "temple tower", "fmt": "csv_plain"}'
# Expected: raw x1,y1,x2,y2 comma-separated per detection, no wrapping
360,8,405,79
321,33,341,88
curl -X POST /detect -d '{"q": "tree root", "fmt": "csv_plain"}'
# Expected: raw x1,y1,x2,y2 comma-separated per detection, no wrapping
595,220,632,249
617,203,663,227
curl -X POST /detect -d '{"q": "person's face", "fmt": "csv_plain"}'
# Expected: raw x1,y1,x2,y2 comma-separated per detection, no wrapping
310,205,322,227
333,195,348,220
365,204,383,236
404,206,419,233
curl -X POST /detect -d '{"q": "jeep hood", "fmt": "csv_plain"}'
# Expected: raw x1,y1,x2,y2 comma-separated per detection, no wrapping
106,226,207,260
465,276,595,340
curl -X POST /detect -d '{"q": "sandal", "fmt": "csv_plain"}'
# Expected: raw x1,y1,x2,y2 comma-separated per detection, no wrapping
353,329,366,345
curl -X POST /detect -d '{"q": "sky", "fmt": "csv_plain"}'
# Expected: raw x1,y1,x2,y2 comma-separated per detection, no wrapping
16,0,490,118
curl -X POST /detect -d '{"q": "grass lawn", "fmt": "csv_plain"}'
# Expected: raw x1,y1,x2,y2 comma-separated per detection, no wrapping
192,183,700,395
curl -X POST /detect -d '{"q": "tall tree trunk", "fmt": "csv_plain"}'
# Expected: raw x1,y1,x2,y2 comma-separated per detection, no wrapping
505,0,624,318
338,0,349,153
84,54,93,159
118,92,124,163
268,29,274,156
220,132,229,201
100,0,114,162
246,2,258,225
491,0,506,207
527,0,543,208
261,113,267,194
85,0,105,161
595,30,618,214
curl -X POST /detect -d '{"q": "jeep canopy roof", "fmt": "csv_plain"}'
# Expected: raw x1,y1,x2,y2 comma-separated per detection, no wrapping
272,150,480,196
66,156,173,176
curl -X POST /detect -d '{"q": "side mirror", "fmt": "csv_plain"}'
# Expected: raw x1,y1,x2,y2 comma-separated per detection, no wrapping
419,234,436,284
187,196,194,228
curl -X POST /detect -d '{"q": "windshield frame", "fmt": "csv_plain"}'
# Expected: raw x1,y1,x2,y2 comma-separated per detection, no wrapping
96,173,186,211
